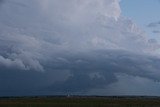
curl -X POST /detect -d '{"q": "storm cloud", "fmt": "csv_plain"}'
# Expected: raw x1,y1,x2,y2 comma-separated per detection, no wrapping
0,0,160,96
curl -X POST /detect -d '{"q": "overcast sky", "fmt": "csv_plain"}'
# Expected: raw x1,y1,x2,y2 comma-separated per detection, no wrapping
0,0,160,96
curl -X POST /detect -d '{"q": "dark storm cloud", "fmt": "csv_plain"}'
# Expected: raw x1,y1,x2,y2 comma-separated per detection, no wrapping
0,49,160,95
0,0,4,7
0,0,4,3
0,68,44,96
47,73,115,93
0,67,70,96
43,50,160,93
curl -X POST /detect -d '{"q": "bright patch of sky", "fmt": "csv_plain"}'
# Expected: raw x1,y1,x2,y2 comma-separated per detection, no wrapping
120,0,160,41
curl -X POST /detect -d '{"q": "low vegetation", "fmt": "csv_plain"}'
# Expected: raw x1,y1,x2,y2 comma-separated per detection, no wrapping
0,96,160,107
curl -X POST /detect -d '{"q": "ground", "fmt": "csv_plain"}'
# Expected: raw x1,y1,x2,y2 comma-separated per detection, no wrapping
0,96,160,107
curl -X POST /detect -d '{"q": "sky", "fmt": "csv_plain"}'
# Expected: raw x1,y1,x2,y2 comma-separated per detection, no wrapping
121,0,160,41
0,0,160,96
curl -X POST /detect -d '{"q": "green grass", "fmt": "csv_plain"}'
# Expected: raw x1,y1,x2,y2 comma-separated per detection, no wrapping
0,97,160,107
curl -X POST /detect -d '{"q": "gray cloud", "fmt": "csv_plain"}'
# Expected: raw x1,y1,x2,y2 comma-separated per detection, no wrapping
0,0,160,96
147,21,160,28
152,30,160,34
147,21,160,34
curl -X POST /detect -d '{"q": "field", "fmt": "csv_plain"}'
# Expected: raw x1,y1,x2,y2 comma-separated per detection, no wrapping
0,96,160,107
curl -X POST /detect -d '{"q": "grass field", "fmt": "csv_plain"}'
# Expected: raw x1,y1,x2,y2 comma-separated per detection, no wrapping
0,96,160,107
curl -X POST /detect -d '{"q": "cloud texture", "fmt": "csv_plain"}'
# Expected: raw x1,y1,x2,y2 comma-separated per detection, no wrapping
0,0,160,96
